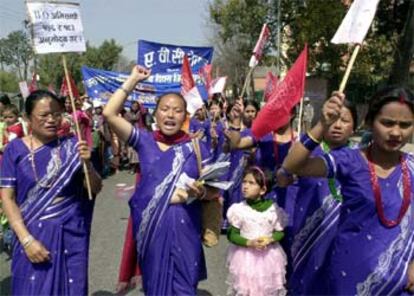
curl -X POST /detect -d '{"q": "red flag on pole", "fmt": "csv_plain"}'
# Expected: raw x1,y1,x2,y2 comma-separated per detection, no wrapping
249,23,271,68
252,44,308,139
181,54,195,94
199,64,212,97
60,72,79,99
263,71,279,102
28,73,38,93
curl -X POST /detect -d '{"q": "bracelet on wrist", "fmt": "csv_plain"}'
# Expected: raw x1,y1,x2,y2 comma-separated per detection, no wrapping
279,166,293,178
300,132,320,151
229,125,241,131
118,86,131,96
21,235,34,248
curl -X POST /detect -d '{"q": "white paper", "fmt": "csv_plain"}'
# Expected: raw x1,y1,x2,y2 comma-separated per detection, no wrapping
331,0,380,44
26,2,86,54
199,161,231,181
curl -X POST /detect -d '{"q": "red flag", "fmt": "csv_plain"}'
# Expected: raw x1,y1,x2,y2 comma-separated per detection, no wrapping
199,64,212,96
249,24,270,68
60,73,79,99
181,54,195,94
263,72,279,102
252,45,308,139
28,73,38,93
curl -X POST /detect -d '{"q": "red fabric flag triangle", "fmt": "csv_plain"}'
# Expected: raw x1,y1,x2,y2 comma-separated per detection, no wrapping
264,71,279,102
252,44,308,139
181,54,195,95
60,73,80,99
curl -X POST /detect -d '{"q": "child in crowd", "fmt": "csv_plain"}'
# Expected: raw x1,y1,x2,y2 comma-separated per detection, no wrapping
2,104,24,147
226,166,287,296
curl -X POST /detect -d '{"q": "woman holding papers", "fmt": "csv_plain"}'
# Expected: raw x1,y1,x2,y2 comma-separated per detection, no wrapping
278,87,414,294
0,90,102,295
103,65,218,295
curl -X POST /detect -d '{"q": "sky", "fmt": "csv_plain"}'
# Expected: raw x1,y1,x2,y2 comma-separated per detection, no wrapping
0,0,213,61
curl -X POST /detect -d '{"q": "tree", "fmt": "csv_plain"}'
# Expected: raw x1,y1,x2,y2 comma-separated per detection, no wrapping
0,30,34,81
208,0,413,103
0,71,19,93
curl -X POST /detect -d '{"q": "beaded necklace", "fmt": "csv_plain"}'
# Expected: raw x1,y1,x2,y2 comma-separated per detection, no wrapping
29,135,62,188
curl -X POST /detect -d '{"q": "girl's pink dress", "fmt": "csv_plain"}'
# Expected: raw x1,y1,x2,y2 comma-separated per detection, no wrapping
226,201,287,296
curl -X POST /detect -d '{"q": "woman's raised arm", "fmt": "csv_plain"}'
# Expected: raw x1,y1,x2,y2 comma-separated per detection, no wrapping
103,65,151,142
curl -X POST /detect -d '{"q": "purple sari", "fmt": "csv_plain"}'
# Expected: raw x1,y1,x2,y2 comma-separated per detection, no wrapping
128,128,211,295
319,148,414,295
0,137,93,296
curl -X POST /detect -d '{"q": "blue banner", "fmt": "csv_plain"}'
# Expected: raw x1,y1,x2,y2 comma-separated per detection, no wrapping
137,40,213,99
81,65,180,108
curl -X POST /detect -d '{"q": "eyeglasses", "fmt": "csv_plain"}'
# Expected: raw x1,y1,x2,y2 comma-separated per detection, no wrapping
32,112,62,121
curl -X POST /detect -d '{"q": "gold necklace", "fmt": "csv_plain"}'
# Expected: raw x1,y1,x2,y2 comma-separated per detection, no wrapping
29,135,62,188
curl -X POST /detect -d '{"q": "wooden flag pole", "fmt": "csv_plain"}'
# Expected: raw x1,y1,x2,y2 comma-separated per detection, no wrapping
297,97,304,135
240,66,255,98
339,44,361,93
62,54,93,200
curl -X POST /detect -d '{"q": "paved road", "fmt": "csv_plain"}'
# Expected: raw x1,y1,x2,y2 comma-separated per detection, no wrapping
0,171,229,296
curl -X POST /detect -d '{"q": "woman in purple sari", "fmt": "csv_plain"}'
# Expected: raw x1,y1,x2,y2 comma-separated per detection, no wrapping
103,65,216,295
279,86,414,295
288,101,357,294
0,90,102,295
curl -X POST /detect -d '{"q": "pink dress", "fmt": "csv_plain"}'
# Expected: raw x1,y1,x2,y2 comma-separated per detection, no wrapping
226,201,288,296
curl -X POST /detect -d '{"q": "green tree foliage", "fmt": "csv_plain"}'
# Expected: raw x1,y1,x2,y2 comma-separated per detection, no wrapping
0,30,34,81
0,71,19,93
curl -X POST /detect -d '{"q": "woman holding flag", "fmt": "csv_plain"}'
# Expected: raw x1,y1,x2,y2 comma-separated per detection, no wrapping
278,87,414,294
103,65,218,295
0,90,102,295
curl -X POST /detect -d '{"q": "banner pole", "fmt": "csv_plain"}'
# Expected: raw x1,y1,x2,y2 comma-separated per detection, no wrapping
339,44,361,93
240,66,255,98
297,97,304,135
62,54,93,200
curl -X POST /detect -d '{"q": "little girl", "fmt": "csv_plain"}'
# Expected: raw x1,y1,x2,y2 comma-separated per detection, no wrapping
226,166,287,296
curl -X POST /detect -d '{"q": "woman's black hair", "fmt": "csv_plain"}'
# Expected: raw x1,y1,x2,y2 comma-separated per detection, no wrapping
154,92,187,113
207,97,224,110
243,99,260,112
365,86,414,125
342,99,358,131
25,90,63,116
0,94,11,106
243,166,274,194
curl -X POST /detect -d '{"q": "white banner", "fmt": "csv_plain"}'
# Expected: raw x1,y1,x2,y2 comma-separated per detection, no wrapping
26,2,86,54
331,0,380,44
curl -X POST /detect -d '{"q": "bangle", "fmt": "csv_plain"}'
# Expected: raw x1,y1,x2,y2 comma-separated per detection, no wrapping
229,125,241,131
118,86,131,96
307,131,321,144
21,235,34,248
279,167,293,178
300,132,320,151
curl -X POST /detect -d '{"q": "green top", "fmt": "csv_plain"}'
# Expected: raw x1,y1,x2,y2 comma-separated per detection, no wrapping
321,141,344,202
227,198,285,247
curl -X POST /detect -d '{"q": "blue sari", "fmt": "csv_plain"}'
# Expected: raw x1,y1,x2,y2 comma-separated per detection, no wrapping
0,136,94,296
128,128,210,295
319,148,414,295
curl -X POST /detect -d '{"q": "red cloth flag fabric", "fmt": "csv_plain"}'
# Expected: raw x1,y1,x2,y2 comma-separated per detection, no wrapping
252,45,308,139
60,73,80,99
181,54,195,94
249,23,270,68
199,64,212,96
264,71,279,102
28,73,38,93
